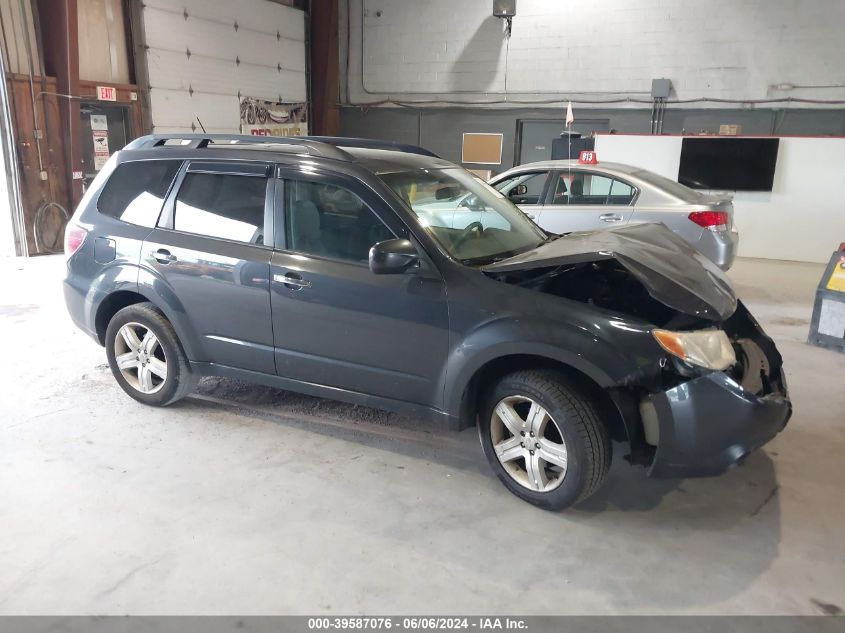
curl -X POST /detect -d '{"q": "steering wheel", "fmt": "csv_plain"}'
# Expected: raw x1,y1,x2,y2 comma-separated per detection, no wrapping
452,221,484,249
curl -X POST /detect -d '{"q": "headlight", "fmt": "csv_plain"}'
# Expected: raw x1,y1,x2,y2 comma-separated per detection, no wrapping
652,328,736,370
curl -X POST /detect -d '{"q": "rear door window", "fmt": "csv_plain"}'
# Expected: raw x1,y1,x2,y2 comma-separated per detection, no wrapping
608,179,636,205
97,160,181,227
173,172,269,245
552,171,636,205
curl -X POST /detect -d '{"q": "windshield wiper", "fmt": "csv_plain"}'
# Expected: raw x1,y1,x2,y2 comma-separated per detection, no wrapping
463,241,545,266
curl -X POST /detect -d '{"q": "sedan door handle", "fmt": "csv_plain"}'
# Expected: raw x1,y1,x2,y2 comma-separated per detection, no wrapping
152,248,177,264
274,272,312,290
599,213,624,223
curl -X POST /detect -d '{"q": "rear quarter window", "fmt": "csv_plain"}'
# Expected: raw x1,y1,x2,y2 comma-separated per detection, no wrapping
97,160,181,227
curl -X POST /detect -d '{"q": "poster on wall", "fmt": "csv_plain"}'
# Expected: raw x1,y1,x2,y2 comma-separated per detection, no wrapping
90,114,110,170
239,97,307,137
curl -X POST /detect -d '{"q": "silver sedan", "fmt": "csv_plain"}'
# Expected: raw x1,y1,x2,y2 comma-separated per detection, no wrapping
489,160,739,270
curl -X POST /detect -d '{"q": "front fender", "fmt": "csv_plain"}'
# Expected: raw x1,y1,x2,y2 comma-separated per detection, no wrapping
442,313,656,421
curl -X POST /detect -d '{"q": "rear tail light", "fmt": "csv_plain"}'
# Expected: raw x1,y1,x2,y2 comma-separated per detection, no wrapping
688,211,729,231
64,224,88,256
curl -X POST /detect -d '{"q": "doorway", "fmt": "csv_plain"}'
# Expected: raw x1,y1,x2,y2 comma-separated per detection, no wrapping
517,119,610,165
79,102,132,189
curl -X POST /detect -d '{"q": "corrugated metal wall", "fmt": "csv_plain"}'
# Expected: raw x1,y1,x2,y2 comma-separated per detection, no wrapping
0,0,41,75
142,0,307,134
78,0,130,84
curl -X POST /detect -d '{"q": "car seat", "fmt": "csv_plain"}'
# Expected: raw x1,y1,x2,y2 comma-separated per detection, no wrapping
569,179,584,204
289,200,324,255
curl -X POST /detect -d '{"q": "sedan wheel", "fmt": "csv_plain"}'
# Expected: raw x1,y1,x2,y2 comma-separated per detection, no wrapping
114,322,168,394
490,396,568,492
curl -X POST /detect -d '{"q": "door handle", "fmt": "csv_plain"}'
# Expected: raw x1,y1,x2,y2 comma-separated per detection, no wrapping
274,272,312,290
523,212,536,220
152,248,177,264
599,214,624,223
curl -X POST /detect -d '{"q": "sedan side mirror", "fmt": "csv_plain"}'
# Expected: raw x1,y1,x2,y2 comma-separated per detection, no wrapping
509,183,528,197
369,238,419,275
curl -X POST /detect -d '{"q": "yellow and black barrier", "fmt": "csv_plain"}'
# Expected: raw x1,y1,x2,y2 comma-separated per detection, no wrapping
808,243,845,353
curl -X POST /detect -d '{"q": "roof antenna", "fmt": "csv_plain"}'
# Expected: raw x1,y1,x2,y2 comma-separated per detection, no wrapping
196,116,206,133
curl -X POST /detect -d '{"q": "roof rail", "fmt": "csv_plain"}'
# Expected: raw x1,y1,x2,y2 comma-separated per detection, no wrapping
302,136,440,158
123,134,353,161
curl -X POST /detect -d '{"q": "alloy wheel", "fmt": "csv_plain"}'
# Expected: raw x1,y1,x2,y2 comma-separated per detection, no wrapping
490,395,568,492
113,322,168,394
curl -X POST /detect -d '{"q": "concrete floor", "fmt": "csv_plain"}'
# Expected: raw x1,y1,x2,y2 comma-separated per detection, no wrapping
1,255,843,616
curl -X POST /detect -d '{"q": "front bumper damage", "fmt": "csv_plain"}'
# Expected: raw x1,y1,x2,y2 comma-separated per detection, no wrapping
644,302,792,478
648,370,790,478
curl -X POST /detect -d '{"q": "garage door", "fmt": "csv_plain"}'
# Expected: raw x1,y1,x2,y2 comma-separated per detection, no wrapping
142,0,306,134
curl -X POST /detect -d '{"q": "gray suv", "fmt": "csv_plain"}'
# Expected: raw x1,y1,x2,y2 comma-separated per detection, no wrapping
63,135,791,510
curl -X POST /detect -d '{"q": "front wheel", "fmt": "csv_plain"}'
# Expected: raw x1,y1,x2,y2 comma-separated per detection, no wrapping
105,302,195,406
479,370,611,510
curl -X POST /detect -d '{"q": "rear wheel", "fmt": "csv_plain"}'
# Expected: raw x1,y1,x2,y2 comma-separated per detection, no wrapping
479,369,611,510
105,302,195,406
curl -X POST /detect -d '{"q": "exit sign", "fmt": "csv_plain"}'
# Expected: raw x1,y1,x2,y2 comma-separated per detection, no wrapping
96,86,117,101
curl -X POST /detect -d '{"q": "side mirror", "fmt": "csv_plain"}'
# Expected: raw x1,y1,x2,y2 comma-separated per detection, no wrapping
509,183,528,197
369,238,419,275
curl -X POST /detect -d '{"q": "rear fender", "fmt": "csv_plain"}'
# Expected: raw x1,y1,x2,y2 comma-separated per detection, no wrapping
136,264,204,361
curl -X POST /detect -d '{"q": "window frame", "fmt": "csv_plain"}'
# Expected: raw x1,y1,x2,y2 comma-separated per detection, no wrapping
547,169,640,206
492,170,552,206
158,160,275,249
95,158,184,228
273,167,406,268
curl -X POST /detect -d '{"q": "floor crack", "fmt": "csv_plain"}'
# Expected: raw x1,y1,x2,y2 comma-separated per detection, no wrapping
94,557,164,599
749,485,779,517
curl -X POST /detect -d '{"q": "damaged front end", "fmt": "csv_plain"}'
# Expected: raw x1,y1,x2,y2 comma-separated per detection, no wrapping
483,223,791,478
640,302,791,477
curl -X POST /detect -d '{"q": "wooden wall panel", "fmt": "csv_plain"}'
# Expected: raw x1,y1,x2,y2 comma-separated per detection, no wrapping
5,74,72,254
310,0,339,136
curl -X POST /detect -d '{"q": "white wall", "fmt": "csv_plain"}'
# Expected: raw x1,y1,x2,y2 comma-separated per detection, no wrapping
143,0,307,133
345,0,845,107
594,134,845,264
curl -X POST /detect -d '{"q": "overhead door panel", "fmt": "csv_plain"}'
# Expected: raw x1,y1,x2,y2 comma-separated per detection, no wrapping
142,0,306,134
144,0,304,40
147,50,305,101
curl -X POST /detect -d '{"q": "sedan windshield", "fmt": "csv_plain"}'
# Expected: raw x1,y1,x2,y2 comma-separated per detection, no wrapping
379,168,547,264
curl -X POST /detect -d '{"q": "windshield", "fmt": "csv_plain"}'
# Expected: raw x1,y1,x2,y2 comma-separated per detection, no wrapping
379,168,546,264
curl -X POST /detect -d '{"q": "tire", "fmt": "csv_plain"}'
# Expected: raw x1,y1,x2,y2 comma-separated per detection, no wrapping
105,302,195,407
478,369,611,510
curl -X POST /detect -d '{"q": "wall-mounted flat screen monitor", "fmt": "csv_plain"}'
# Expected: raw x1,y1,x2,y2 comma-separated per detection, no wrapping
678,137,779,191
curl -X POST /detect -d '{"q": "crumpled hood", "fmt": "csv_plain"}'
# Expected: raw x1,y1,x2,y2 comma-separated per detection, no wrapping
482,223,737,321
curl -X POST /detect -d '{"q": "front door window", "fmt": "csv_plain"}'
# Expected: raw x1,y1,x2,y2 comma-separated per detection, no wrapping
493,172,549,205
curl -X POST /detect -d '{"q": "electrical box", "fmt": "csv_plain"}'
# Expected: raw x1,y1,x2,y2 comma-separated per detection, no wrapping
651,78,672,99
493,0,516,18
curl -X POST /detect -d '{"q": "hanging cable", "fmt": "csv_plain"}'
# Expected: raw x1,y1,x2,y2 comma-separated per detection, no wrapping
33,201,69,253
